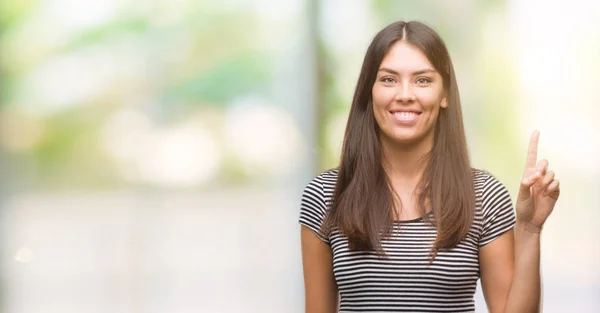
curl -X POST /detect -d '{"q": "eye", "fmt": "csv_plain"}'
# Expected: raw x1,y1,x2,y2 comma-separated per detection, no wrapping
416,77,432,85
380,77,396,84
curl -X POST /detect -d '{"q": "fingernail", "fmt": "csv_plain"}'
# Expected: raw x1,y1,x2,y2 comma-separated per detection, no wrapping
536,171,541,177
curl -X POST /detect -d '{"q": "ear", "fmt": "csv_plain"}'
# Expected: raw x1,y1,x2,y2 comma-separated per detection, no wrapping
440,97,448,108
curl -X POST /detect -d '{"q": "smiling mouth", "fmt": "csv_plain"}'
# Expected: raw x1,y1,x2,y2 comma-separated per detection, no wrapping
389,110,422,124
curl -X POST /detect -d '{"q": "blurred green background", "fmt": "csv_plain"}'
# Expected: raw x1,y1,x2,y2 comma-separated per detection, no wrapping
0,0,598,312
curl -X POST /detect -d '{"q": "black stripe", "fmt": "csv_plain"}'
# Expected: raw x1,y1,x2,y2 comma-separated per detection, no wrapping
299,169,516,312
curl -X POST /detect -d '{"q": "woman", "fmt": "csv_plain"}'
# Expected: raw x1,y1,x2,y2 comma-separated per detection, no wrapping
299,21,560,313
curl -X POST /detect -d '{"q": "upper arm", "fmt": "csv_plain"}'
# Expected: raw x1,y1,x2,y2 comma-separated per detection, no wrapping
478,172,517,313
301,226,338,313
479,228,515,313
298,174,338,313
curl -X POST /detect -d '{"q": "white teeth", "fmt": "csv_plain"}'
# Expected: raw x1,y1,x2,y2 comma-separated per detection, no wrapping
392,111,419,122
394,112,416,117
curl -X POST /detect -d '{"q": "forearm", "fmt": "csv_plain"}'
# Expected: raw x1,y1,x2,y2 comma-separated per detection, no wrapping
505,222,542,313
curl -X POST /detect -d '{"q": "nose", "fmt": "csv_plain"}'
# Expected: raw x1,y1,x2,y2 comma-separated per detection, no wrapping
394,82,415,102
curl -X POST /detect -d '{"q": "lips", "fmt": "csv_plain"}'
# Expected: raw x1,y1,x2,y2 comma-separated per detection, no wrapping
389,109,421,124
389,109,422,114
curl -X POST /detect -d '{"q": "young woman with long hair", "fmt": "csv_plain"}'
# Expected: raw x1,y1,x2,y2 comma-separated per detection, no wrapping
299,21,559,313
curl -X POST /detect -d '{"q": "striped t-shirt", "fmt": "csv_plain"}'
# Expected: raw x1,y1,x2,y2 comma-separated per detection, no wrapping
299,168,516,313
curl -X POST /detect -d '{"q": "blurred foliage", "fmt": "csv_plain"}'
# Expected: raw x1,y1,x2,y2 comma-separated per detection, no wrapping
0,0,35,27
165,53,270,105
61,17,150,52
30,105,117,188
0,2,276,189
1,0,522,190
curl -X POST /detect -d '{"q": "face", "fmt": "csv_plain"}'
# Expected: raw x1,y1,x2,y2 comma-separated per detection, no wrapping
371,41,447,148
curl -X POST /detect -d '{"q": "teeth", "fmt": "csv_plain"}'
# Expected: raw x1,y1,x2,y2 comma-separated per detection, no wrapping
394,112,416,117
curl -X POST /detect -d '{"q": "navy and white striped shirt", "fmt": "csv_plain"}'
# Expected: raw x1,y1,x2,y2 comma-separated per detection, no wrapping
299,168,516,312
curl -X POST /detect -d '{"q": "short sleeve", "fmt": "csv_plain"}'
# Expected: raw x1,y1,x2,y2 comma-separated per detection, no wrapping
298,175,330,244
479,173,517,246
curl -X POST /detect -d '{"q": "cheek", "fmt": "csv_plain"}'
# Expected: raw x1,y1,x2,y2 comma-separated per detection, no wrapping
371,87,391,127
372,86,395,108
415,89,444,109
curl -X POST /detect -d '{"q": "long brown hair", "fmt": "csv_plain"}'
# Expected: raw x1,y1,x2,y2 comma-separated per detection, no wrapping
321,21,475,256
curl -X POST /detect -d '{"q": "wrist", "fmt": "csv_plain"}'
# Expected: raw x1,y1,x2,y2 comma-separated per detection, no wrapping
515,220,543,236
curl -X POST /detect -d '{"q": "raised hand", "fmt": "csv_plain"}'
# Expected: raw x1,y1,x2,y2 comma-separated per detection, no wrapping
515,130,560,232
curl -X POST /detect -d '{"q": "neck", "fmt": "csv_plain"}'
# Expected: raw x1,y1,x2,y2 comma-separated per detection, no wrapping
380,134,434,188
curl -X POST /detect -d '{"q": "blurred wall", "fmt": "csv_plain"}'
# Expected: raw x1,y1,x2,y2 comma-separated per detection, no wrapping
0,0,598,312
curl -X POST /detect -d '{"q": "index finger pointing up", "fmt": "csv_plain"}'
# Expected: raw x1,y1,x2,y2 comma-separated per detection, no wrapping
526,130,540,168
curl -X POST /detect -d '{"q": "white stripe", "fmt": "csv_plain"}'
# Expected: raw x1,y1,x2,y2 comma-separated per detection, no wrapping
299,168,515,312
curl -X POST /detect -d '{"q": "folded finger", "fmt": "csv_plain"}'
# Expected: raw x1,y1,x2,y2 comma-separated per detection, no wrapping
536,159,549,175
544,179,560,198
538,170,555,191
521,170,542,187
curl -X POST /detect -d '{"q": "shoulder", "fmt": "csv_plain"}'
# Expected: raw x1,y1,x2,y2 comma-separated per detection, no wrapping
472,168,514,211
318,168,338,190
302,168,338,205
470,168,516,245
471,168,508,195
471,167,514,216
471,167,493,186
299,168,339,243
304,168,338,189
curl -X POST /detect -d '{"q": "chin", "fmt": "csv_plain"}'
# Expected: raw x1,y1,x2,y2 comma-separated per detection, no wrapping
382,129,431,147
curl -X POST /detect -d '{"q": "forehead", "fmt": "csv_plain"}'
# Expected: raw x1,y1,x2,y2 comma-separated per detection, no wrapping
379,41,434,72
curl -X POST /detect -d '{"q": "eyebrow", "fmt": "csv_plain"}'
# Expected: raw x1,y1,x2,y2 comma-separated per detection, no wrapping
378,67,436,75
